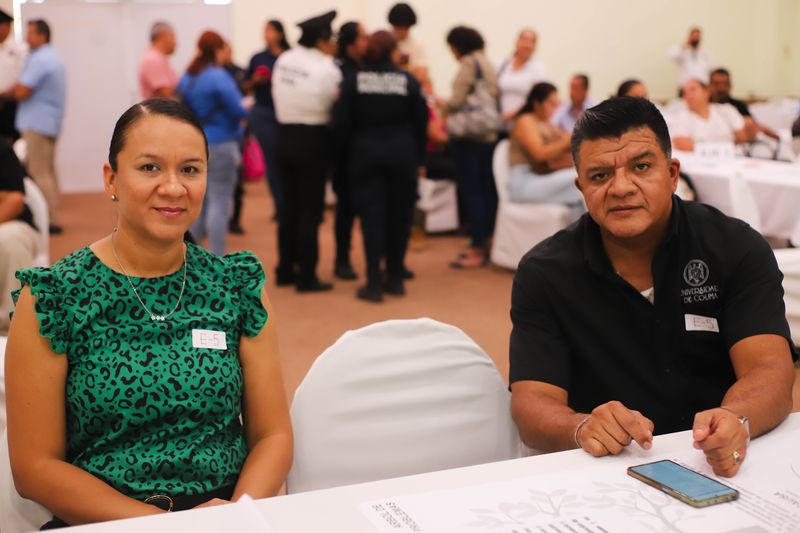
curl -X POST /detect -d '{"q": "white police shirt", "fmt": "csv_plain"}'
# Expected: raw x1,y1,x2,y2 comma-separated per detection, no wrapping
271,46,342,126
0,36,28,92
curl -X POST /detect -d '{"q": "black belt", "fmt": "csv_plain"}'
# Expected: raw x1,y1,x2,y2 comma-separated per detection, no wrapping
40,484,236,529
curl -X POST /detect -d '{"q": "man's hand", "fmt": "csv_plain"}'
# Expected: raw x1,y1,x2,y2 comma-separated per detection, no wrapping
693,408,748,477
576,401,654,456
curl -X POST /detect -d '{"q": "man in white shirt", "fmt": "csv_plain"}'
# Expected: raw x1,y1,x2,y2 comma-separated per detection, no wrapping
497,28,548,122
138,21,178,99
272,10,341,292
388,3,427,79
0,9,28,142
668,27,714,92
554,74,594,133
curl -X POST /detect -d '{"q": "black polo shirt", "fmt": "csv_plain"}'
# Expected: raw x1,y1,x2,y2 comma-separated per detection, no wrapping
509,196,796,435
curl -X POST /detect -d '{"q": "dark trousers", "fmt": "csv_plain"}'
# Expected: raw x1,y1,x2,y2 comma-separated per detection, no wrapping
276,124,331,285
349,133,417,286
249,105,284,217
0,99,19,143
332,154,357,267
451,140,498,249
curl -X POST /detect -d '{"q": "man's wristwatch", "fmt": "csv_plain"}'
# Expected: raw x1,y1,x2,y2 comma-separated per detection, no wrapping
720,406,750,445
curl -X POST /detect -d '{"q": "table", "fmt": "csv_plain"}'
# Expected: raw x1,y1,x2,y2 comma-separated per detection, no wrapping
63,412,800,532
676,151,800,245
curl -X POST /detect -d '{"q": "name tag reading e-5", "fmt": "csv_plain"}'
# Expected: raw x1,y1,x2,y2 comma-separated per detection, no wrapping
192,329,228,350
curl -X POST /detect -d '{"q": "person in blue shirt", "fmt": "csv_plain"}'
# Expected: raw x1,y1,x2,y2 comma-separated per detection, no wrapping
2,19,66,234
245,20,290,223
177,30,247,256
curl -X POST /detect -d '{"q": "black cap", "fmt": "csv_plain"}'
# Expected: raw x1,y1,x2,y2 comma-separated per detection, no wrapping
297,10,336,36
0,9,13,23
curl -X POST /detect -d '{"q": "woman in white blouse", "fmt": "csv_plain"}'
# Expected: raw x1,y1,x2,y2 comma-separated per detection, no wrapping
496,29,548,123
669,79,756,151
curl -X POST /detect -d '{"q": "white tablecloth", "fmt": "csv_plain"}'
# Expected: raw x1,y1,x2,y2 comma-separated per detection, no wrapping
61,412,800,533
677,151,800,245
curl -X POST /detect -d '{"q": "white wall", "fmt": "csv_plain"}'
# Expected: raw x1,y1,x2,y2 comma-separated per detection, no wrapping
232,0,800,102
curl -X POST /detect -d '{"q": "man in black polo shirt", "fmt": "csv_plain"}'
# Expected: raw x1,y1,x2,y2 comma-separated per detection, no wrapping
709,68,780,142
509,97,796,478
0,140,38,333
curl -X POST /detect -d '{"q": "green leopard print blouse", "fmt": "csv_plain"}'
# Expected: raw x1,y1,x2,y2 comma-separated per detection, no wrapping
12,244,267,498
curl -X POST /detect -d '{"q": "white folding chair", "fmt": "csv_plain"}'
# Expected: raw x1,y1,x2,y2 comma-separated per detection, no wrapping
287,318,522,493
0,335,51,533
490,139,571,270
12,139,26,166
417,177,459,233
23,177,50,267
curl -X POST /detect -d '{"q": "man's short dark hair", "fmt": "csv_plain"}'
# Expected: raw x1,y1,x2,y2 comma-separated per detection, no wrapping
574,74,589,88
571,97,672,166
446,26,484,56
28,19,50,42
388,3,417,27
150,21,172,43
710,67,730,78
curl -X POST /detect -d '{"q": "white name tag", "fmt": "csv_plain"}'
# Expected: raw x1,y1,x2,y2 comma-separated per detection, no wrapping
685,314,719,333
192,329,228,350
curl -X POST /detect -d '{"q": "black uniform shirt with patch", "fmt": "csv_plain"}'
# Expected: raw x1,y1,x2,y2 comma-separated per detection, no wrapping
509,196,797,435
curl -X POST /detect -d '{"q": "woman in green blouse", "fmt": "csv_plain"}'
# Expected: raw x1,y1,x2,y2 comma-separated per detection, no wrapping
5,99,293,527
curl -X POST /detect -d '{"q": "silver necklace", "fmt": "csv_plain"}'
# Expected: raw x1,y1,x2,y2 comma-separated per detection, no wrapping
111,229,188,321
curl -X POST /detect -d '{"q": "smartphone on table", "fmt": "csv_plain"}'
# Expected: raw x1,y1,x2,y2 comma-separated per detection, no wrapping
627,459,739,508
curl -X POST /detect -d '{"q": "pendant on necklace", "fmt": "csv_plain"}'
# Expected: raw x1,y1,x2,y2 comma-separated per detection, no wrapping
150,315,166,321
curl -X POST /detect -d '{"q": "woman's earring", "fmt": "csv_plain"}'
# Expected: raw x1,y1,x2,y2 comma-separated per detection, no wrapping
111,194,118,202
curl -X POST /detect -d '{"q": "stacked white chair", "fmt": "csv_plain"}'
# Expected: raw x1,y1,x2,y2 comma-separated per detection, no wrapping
287,318,522,493
23,177,50,267
0,337,52,533
490,139,571,270
417,177,459,233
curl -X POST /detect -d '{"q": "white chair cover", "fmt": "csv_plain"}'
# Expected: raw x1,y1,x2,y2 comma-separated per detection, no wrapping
727,171,762,232
490,139,571,270
11,139,26,166
775,249,800,346
23,178,49,267
417,177,459,233
287,318,522,493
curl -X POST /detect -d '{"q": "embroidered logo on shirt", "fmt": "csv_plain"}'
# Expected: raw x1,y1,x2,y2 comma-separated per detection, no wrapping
683,259,709,287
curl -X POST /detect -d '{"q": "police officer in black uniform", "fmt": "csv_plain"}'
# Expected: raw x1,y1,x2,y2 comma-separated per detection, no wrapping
272,11,341,292
331,21,367,280
332,30,428,302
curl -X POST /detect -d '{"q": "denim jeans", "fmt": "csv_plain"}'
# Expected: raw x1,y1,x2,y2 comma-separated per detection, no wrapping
192,140,240,256
508,164,585,220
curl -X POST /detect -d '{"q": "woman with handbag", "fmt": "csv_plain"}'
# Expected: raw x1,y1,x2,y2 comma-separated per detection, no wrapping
441,26,501,269
177,31,247,256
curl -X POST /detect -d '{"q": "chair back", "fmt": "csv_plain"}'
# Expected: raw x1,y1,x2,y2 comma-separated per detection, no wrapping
492,139,511,204
23,177,49,267
287,318,521,493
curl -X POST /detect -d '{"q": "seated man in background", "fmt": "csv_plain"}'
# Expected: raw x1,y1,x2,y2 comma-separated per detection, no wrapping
669,78,756,151
510,97,796,477
553,74,593,133
0,140,38,334
709,68,780,141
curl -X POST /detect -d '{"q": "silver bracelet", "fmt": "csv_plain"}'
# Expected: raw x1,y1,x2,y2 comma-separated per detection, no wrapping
573,415,591,449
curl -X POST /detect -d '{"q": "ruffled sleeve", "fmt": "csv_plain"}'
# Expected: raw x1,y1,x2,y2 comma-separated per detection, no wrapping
225,251,268,337
11,267,70,354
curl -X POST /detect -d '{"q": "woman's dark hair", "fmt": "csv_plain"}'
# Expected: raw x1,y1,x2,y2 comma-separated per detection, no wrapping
267,19,290,52
337,21,360,60
364,30,397,66
186,30,224,75
388,3,417,27
108,98,208,172
571,96,671,166
516,82,557,118
617,79,643,97
446,26,484,56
